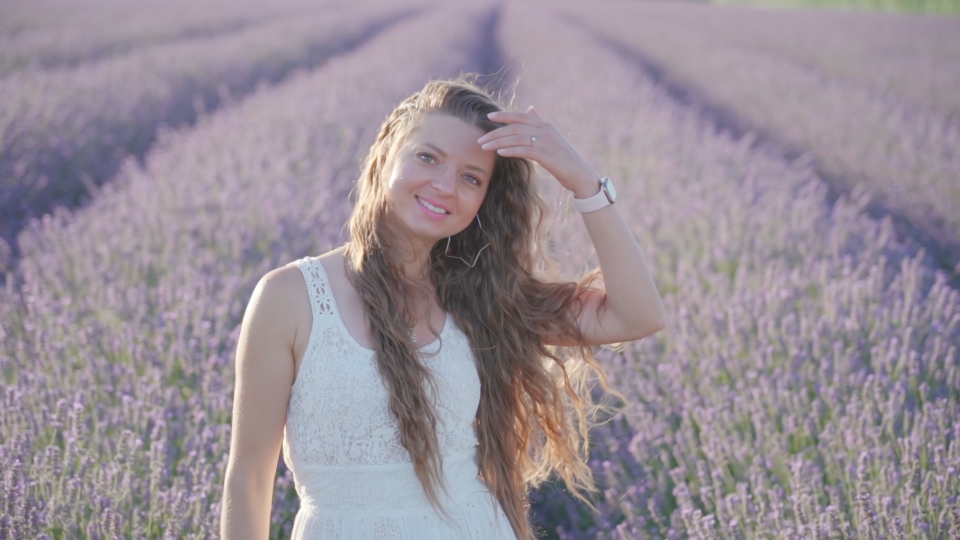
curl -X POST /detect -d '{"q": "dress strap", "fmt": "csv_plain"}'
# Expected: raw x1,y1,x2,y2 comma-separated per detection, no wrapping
293,257,337,325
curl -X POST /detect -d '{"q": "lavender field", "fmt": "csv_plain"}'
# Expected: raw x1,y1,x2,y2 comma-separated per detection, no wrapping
1,1,958,539
0,1,423,263
561,0,960,275
0,0,331,75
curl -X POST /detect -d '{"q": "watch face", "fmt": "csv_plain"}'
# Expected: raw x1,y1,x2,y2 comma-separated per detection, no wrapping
602,177,616,203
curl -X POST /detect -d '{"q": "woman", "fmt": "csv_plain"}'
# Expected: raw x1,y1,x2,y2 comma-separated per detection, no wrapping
220,74,666,540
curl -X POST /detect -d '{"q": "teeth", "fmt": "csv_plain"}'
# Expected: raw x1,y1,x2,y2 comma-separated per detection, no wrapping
417,196,448,214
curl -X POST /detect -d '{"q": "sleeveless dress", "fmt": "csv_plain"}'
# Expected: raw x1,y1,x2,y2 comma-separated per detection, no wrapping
282,256,518,539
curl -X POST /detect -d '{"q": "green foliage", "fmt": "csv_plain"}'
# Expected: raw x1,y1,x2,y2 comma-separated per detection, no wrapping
714,0,960,16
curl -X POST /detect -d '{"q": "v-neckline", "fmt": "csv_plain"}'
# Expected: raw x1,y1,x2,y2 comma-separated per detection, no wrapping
311,257,449,352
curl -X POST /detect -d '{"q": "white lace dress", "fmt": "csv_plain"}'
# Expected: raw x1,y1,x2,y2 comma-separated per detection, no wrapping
282,256,517,539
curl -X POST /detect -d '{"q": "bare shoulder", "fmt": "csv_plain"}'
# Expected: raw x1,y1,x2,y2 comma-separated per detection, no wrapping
255,246,348,307
256,263,308,312
261,246,351,333
244,259,314,346
314,245,348,277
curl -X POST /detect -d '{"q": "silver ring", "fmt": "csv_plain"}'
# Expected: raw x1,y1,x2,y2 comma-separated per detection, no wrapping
531,136,537,144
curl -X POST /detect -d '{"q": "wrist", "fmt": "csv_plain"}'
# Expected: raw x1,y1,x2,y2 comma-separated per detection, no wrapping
571,177,601,199
572,176,617,214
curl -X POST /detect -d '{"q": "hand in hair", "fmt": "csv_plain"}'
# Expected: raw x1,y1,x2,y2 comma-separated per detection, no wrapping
477,105,602,199
479,105,667,346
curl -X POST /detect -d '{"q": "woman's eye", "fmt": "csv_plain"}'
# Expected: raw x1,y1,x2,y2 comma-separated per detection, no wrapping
418,153,480,185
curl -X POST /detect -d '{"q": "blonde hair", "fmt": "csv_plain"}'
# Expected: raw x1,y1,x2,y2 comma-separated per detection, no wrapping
344,73,620,540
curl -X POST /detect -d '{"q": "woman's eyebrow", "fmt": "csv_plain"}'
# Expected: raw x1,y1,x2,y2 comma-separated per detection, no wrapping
422,142,489,177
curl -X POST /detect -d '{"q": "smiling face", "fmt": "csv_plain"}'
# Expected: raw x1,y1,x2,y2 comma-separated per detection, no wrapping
383,112,495,249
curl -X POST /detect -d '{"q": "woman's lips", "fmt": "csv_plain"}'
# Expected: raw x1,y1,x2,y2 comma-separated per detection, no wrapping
416,195,450,218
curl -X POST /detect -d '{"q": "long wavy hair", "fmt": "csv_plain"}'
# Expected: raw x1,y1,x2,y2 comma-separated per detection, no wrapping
343,73,621,540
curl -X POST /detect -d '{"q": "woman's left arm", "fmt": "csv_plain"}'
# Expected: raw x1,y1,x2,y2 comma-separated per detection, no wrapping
567,181,667,345
479,106,667,346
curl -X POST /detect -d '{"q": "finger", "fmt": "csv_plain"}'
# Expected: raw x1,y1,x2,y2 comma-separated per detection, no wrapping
480,133,543,151
493,145,543,158
477,124,534,145
527,105,542,119
486,110,542,127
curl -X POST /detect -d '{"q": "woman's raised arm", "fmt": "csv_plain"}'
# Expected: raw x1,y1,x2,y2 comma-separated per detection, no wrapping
477,107,667,346
568,194,667,345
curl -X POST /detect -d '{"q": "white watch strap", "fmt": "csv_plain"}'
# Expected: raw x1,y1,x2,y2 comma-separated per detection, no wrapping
573,184,611,213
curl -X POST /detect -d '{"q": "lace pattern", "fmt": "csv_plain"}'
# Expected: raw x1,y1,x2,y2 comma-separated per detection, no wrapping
282,256,484,501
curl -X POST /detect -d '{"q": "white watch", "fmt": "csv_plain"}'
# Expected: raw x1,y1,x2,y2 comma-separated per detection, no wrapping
573,176,617,214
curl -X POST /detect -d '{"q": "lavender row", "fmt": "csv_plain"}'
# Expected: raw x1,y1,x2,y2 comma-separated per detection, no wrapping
498,5,959,538
614,2,960,119
0,0,326,77
557,0,960,275
0,5,494,538
0,2,420,266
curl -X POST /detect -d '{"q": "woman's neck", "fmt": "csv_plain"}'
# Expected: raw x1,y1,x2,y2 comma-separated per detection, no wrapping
345,238,434,288
392,237,434,284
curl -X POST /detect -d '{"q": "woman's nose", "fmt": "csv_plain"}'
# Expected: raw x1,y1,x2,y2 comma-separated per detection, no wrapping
431,167,456,195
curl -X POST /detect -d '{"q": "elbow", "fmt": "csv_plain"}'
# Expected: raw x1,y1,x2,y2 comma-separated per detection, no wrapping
647,303,668,335
632,311,667,340
615,317,665,343
617,296,667,341
640,319,666,340
221,470,273,540
651,308,668,332
651,319,667,335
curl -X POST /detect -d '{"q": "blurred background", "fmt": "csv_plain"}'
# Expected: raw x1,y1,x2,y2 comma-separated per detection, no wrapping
1,0,958,538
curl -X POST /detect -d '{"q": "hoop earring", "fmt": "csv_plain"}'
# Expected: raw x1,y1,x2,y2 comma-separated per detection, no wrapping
444,214,490,268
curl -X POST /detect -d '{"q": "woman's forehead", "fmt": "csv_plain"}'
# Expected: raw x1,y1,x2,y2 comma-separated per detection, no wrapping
412,115,488,151
411,112,484,138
